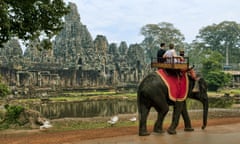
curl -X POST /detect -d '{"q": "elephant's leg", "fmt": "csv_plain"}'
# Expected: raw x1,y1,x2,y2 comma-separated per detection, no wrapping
138,104,151,136
182,101,194,132
167,101,183,134
153,103,169,133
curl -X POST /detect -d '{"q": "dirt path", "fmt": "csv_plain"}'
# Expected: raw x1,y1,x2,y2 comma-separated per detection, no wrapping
1,117,240,144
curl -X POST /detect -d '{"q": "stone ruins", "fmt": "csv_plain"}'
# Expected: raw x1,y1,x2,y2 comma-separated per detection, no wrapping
0,3,148,97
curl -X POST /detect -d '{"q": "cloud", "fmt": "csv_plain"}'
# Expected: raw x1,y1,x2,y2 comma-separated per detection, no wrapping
65,0,240,44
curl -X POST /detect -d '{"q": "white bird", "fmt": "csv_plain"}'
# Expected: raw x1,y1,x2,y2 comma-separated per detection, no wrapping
107,116,119,126
40,120,53,130
129,116,137,122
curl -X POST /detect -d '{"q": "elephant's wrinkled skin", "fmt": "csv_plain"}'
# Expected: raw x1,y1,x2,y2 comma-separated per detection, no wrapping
137,71,208,136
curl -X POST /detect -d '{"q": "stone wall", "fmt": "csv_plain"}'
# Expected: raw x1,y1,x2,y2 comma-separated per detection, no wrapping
0,2,148,97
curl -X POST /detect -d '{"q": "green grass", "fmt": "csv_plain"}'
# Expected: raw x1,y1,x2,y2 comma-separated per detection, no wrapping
47,118,172,132
63,91,116,96
34,91,137,102
7,91,137,103
219,89,240,95
207,88,240,97
207,91,223,97
62,91,137,98
50,120,139,131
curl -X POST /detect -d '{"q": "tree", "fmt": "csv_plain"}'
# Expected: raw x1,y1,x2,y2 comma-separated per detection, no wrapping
187,41,205,67
201,50,223,75
195,21,240,67
140,22,185,62
200,50,232,91
0,0,70,48
205,71,232,91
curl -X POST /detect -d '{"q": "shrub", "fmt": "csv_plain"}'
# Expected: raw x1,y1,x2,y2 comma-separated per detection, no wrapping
4,105,24,124
0,83,10,98
187,96,234,109
208,96,234,108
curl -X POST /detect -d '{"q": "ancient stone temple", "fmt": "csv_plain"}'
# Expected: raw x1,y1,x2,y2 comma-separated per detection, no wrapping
0,2,147,97
53,2,94,66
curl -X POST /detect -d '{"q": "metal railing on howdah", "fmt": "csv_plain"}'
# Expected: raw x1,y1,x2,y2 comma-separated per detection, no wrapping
151,57,189,69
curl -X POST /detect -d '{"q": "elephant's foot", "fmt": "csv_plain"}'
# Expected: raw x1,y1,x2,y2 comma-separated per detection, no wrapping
184,127,194,132
139,131,150,136
167,128,177,135
153,129,165,134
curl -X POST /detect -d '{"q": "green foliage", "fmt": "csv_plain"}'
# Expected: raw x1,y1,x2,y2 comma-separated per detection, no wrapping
140,22,185,63
201,50,224,74
206,71,232,91
208,96,234,108
195,49,232,91
187,42,205,66
187,96,234,109
220,89,240,95
0,0,70,47
4,105,24,124
196,21,240,64
0,83,10,98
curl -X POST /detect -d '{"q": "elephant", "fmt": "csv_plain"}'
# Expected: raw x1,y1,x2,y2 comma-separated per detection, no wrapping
137,70,208,136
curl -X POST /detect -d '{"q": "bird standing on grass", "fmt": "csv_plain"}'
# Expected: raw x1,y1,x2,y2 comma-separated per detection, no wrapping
40,120,53,130
107,116,119,126
129,116,137,122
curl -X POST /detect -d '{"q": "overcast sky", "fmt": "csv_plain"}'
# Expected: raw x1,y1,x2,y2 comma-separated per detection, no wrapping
65,0,240,45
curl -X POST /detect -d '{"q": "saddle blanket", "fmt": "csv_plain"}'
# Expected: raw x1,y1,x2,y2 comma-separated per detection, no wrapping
156,69,189,101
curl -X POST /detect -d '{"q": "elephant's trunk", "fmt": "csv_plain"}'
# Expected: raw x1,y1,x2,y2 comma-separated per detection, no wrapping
202,98,208,129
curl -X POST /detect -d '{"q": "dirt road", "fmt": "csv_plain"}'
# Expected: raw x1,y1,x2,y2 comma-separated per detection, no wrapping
1,117,240,144
81,121,240,144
